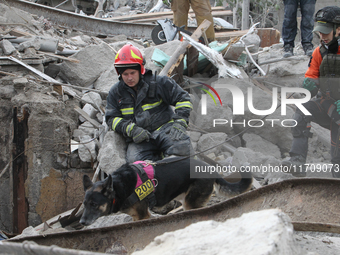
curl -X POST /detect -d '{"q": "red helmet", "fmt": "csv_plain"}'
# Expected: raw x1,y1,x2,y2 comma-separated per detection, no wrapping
114,44,145,75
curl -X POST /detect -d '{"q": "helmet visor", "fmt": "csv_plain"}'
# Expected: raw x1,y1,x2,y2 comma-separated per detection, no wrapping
314,21,333,34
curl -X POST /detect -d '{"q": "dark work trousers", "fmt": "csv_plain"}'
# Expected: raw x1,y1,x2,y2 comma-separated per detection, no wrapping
290,98,340,177
282,0,316,46
126,122,193,163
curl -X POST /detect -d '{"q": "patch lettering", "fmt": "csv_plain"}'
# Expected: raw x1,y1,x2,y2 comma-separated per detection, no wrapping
135,179,154,201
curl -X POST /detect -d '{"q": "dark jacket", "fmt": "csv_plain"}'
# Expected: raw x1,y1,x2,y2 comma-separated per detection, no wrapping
105,69,192,140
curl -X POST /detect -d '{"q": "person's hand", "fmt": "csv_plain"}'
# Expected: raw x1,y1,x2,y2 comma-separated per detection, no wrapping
162,0,171,6
303,78,317,91
128,124,151,143
169,120,188,141
303,78,318,97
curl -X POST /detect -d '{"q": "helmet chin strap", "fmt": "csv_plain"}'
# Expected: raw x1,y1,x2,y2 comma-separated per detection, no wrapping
327,34,339,54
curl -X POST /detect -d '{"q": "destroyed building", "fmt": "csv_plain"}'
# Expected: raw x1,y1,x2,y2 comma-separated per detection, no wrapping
1,0,340,254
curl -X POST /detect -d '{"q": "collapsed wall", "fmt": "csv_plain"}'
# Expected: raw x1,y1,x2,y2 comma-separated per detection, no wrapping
0,76,94,233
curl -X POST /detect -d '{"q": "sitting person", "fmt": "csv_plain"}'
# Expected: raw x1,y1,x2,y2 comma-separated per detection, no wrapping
105,44,193,163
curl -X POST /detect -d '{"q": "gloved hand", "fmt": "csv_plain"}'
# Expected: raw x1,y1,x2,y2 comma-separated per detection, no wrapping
162,0,171,6
335,100,340,114
303,78,318,97
127,123,151,143
169,119,188,141
303,78,317,91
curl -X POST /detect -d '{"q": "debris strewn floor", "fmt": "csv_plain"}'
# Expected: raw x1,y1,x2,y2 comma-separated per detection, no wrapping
1,1,340,254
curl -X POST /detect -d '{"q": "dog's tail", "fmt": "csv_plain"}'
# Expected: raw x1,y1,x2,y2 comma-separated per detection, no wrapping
214,171,252,197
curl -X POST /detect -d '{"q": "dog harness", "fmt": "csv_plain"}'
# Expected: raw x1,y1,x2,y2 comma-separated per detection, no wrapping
122,161,157,209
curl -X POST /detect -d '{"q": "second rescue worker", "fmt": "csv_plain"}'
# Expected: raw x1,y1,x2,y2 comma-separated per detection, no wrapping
282,6,340,177
170,0,215,42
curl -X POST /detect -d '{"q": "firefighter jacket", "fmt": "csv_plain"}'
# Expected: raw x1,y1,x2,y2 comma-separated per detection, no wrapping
105,69,193,141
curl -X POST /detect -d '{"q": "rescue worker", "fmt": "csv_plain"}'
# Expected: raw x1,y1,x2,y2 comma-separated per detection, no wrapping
282,6,340,177
170,0,215,42
105,44,193,163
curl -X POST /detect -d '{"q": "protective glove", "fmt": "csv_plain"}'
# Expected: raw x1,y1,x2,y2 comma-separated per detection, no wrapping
162,0,171,6
303,78,318,98
126,123,151,144
169,119,188,141
335,100,340,114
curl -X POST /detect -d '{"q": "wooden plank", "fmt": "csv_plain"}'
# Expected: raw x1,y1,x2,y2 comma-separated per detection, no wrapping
107,9,232,22
126,10,232,24
159,19,212,77
9,28,34,37
74,106,101,128
293,222,340,234
215,29,248,41
37,51,80,63
251,78,272,96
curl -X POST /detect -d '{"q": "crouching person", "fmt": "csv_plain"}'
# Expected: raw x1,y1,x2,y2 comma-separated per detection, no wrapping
282,6,340,177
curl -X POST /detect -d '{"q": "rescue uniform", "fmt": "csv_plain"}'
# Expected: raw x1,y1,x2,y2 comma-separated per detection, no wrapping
171,0,215,42
290,44,340,175
106,69,193,163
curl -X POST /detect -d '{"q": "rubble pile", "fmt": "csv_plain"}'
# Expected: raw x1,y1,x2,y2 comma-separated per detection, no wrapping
0,1,338,254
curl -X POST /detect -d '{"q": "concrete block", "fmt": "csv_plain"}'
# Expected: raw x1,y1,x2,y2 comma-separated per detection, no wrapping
133,209,302,255
0,39,16,55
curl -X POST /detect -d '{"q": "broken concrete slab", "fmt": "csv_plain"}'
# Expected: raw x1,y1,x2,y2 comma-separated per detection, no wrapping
93,65,119,92
97,131,127,175
78,134,97,163
59,43,116,87
78,121,99,137
79,103,98,123
132,209,302,255
232,147,281,178
82,92,103,109
197,132,229,157
241,31,261,53
243,133,281,159
0,39,17,55
67,35,92,48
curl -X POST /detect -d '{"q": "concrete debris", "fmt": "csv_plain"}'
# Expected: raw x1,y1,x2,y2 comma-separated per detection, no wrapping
58,43,116,87
181,32,243,78
1,1,340,254
0,39,17,55
232,147,281,178
78,134,97,163
97,131,127,175
243,133,281,159
132,209,302,255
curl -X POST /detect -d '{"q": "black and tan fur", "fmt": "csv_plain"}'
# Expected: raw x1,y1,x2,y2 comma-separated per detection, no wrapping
80,157,252,225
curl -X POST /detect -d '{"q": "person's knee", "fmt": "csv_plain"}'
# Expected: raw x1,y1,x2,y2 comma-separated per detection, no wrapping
164,138,193,157
291,111,313,138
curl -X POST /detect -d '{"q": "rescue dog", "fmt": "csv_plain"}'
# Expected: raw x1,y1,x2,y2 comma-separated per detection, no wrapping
80,157,252,225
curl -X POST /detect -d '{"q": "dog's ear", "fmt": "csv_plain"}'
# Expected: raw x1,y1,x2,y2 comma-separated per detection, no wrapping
102,175,115,199
83,175,93,191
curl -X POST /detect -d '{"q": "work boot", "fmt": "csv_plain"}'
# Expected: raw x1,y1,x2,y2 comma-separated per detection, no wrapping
281,154,306,177
283,44,294,58
303,43,314,57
